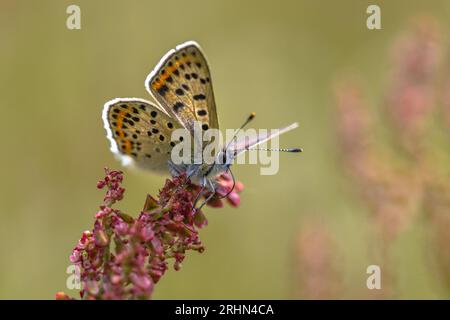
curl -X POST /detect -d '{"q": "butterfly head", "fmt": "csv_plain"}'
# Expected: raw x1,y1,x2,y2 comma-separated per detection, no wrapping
203,111,257,178
199,148,232,181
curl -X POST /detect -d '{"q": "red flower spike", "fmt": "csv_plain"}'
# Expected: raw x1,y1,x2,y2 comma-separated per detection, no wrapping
59,168,243,299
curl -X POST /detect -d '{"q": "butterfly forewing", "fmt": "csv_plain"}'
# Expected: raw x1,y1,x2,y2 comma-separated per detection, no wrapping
103,98,182,173
145,41,219,134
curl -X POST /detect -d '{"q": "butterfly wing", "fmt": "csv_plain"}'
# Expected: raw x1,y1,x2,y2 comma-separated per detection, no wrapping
145,41,219,134
102,98,182,173
230,122,299,156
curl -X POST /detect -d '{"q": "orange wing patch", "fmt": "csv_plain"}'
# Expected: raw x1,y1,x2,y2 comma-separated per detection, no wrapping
146,42,219,133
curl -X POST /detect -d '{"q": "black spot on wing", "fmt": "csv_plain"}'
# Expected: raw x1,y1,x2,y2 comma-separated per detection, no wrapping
173,102,184,113
157,85,169,96
193,94,206,101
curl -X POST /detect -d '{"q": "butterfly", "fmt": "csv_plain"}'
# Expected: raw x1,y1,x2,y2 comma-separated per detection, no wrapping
103,41,301,208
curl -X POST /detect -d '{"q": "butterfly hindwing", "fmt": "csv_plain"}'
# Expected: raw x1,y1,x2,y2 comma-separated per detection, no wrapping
103,98,182,173
145,41,219,134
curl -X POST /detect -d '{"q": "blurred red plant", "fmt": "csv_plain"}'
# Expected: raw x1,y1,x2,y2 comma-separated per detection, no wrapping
386,17,441,155
333,17,450,297
423,176,450,292
56,168,242,300
292,222,340,299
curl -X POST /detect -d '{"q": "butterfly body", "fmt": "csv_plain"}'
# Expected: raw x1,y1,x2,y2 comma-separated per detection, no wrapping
167,150,231,186
103,41,300,198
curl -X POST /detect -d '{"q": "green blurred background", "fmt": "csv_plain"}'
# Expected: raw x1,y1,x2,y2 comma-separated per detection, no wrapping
1,0,450,299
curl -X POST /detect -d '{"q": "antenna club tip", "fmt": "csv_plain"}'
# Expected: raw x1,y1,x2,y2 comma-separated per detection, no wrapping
249,112,256,120
292,148,303,153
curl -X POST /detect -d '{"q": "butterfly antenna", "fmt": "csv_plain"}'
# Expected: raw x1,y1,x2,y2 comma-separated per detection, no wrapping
225,112,256,152
247,147,303,153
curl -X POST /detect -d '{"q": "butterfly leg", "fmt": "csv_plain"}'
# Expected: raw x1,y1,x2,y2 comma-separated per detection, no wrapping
192,177,206,209
195,179,216,212
168,161,199,196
